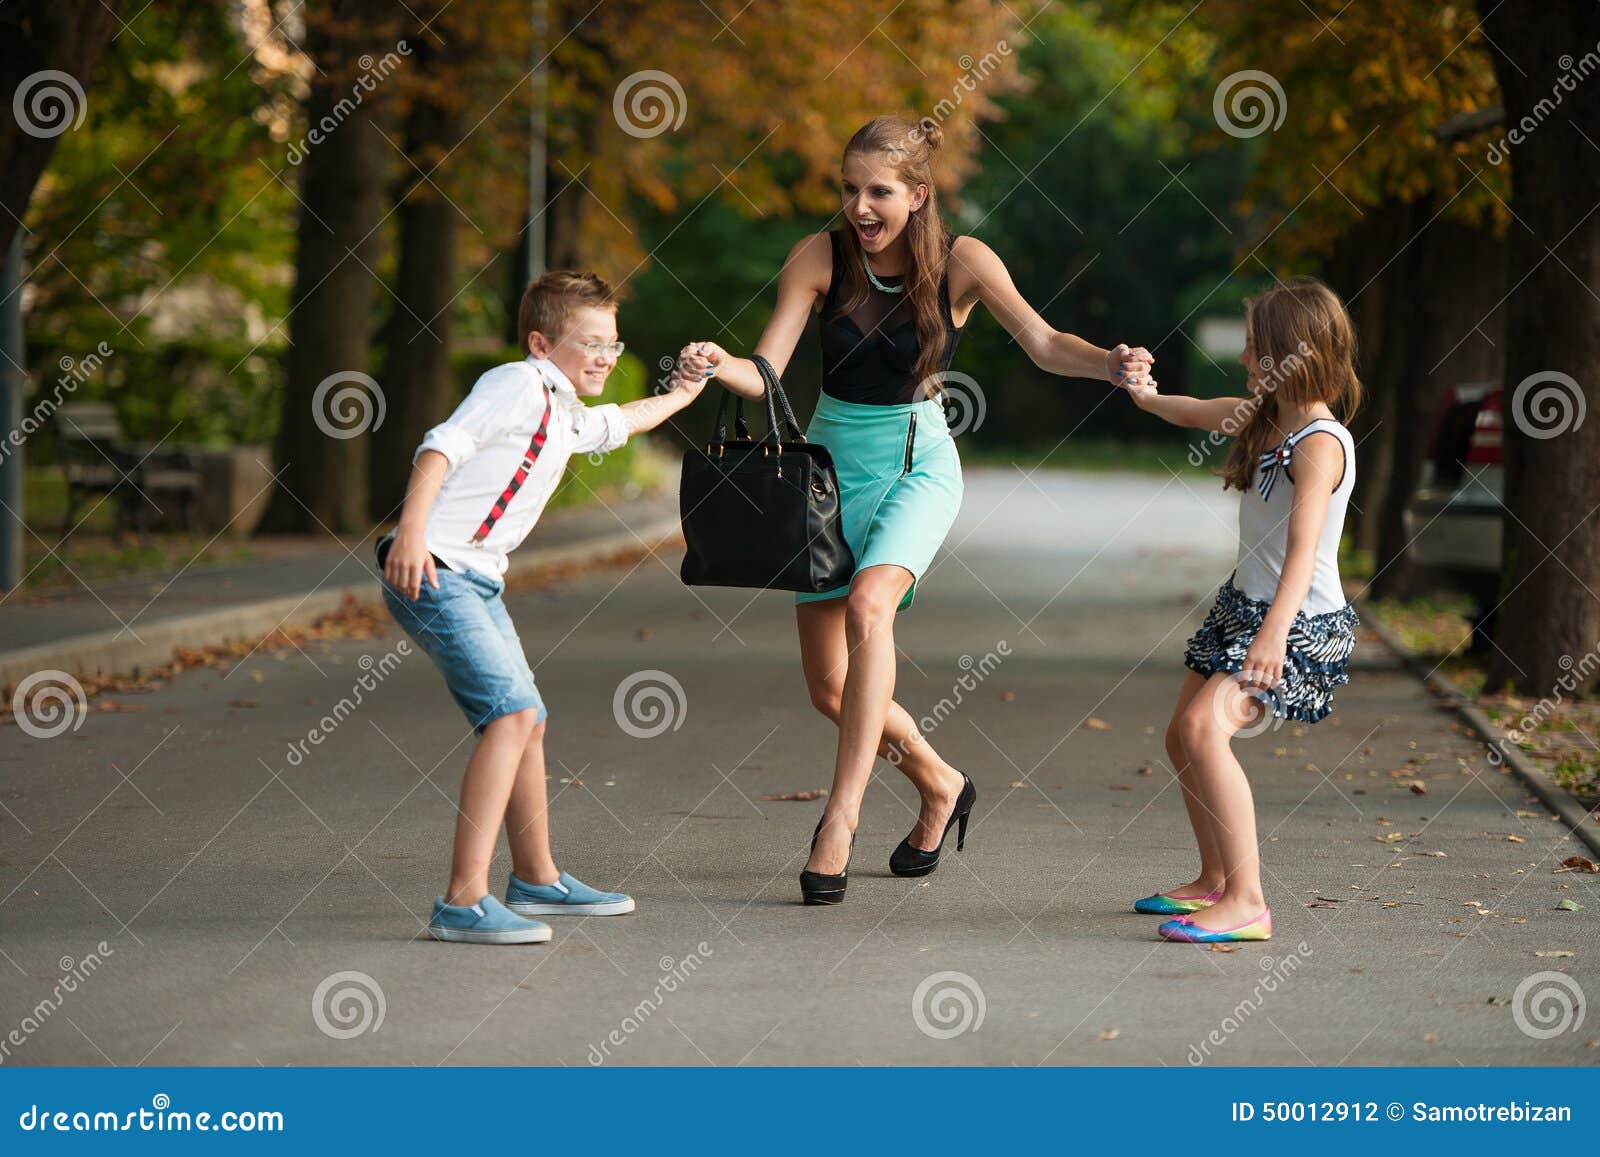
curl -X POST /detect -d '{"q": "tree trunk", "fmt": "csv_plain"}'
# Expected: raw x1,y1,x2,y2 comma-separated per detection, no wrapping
257,0,391,535
369,29,460,521
0,0,125,255
1324,199,1414,557
1480,0,1600,696
1370,216,1505,599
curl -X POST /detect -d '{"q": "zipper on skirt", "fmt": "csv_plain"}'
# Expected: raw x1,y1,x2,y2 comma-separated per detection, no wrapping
902,411,917,475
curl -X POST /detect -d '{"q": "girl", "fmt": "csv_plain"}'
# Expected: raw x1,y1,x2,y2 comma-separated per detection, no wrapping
676,115,1153,904
1122,277,1362,943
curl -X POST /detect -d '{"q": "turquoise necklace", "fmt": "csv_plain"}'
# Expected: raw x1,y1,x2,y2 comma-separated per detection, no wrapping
862,253,905,294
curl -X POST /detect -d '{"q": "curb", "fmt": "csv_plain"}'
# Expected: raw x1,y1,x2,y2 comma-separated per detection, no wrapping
1360,602,1600,858
0,517,684,692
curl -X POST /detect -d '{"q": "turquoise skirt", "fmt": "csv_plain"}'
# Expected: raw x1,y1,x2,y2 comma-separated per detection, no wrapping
794,390,963,612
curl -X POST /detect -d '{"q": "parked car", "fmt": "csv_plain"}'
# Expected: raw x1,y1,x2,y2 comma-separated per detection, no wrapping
1402,382,1504,646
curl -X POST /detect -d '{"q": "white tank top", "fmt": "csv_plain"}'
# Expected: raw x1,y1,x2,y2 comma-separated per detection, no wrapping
1233,418,1355,617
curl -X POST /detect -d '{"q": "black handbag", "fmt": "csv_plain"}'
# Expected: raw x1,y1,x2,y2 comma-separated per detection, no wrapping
679,354,855,592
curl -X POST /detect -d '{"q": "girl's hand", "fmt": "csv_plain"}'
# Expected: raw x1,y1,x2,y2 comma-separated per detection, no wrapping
1124,374,1160,410
1239,627,1288,694
1105,343,1154,387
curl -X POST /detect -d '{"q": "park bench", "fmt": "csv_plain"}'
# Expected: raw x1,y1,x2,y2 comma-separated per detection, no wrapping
55,401,200,537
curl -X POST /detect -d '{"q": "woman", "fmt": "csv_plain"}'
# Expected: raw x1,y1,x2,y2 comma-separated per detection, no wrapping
677,115,1153,904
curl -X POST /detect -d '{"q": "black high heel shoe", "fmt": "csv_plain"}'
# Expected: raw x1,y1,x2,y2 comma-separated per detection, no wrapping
799,815,855,905
889,774,976,877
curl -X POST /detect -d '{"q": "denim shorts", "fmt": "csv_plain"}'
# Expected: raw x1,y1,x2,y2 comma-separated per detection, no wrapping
379,564,547,733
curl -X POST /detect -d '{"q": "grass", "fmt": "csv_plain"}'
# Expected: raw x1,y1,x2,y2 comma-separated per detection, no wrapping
1364,595,1599,802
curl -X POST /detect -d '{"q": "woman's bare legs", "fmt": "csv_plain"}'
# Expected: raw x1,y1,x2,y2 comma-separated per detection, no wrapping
1163,671,1227,897
1174,673,1267,928
799,567,964,875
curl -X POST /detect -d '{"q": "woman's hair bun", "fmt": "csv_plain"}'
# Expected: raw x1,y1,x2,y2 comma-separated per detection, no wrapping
919,118,945,151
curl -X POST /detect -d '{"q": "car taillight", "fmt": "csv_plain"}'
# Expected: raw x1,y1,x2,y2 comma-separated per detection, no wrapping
1467,391,1504,464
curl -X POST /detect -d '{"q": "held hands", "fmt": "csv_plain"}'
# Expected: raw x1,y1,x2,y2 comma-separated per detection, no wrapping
673,341,725,389
384,527,437,601
1105,343,1154,390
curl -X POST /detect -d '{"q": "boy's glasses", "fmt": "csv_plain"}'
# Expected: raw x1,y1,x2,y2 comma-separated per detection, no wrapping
560,338,625,358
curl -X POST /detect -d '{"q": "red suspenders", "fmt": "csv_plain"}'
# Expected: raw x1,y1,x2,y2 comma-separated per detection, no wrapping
470,378,554,545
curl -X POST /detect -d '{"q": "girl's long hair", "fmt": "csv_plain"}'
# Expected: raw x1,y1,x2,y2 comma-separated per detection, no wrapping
832,115,950,387
1221,277,1363,491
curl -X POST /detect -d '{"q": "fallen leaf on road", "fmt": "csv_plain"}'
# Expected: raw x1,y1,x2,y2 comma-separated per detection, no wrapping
95,702,145,713
1535,950,1575,958
1515,809,1540,818
1424,1032,1439,1045
1374,833,1407,843
1086,717,1111,730
1416,850,1448,858
1109,784,1131,791
1137,765,1154,776
1001,690,1016,702
1408,781,1427,795
1556,899,1584,911
1307,902,1343,909
1098,1028,1120,1040
1208,943,1238,953
227,698,257,708
1558,855,1599,874
756,790,827,801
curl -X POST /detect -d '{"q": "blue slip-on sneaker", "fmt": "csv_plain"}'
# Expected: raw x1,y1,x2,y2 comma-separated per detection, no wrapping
505,870,635,916
428,894,552,944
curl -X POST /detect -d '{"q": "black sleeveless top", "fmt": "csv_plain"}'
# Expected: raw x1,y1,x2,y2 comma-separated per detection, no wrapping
818,229,963,406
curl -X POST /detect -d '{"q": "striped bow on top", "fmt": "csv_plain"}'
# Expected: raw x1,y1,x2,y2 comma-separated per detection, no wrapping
1256,430,1305,501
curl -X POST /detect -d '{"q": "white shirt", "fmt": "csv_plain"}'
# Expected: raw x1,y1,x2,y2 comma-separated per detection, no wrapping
413,357,628,582
1233,418,1355,617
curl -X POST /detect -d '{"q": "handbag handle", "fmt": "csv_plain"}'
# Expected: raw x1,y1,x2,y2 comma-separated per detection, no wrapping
710,355,806,445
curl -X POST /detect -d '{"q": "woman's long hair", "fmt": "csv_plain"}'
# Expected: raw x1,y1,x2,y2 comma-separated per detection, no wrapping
1221,277,1363,491
832,115,950,387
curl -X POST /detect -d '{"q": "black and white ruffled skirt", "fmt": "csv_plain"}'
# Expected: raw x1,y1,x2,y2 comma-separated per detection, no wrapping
1183,576,1358,723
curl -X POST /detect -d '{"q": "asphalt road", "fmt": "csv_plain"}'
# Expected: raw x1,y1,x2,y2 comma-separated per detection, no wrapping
2,468,1595,1066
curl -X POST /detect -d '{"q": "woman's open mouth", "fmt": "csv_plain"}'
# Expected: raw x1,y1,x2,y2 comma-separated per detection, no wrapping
856,219,885,245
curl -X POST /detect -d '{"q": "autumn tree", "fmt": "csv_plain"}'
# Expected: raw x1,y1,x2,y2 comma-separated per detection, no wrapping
257,0,402,534
1478,0,1600,696
1143,1,1507,594
0,1,126,257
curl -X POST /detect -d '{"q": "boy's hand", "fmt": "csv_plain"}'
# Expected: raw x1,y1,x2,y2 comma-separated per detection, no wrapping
1105,343,1154,387
676,341,725,383
384,528,438,600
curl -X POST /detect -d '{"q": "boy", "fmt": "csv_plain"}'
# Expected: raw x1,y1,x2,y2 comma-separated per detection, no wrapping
378,270,705,944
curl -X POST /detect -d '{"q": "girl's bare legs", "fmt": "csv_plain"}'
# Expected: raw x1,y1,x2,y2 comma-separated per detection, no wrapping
445,707,542,906
1174,673,1267,928
504,720,560,886
1163,671,1227,896
801,566,964,875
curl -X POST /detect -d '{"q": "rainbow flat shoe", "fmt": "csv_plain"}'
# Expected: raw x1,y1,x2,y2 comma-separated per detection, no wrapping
1133,890,1222,915
1157,908,1272,943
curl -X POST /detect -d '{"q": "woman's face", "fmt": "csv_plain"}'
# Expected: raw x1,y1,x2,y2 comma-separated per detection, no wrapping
840,151,926,254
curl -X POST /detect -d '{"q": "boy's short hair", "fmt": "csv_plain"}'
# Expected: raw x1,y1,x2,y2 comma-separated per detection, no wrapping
517,270,617,353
